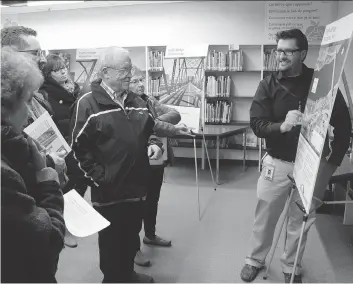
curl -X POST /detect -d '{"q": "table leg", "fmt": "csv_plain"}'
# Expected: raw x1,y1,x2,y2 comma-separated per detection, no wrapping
201,141,205,170
243,131,247,171
216,136,220,185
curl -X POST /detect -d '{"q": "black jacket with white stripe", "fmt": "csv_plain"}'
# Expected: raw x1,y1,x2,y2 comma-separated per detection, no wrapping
70,79,162,206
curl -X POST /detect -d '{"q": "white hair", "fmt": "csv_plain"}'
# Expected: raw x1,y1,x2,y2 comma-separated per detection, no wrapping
1,46,43,113
96,46,131,78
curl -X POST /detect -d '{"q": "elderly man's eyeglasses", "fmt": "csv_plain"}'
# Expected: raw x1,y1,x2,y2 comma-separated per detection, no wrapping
18,49,46,58
104,66,132,75
275,49,301,56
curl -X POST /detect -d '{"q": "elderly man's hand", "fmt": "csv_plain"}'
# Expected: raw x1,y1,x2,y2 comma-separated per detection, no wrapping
148,144,163,160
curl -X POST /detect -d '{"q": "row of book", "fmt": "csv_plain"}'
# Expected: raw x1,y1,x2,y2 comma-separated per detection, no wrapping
205,75,231,97
148,50,165,70
148,77,162,97
206,50,243,71
169,135,266,148
205,101,232,124
263,50,279,71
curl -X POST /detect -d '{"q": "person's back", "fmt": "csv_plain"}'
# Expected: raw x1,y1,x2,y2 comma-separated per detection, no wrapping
1,46,65,283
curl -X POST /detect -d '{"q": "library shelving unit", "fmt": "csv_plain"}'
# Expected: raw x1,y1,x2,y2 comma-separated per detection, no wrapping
146,46,167,100
200,44,263,161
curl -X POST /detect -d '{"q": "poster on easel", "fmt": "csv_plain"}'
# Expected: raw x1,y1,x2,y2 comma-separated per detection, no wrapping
293,13,353,214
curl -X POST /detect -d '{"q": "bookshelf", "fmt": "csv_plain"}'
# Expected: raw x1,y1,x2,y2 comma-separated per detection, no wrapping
146,46,167,100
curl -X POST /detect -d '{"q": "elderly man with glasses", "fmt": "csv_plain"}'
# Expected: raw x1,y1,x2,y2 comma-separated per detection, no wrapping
240,29,351,283
70,46,163,283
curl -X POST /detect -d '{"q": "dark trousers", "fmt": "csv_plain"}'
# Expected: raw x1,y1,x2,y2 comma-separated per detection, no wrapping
143,166,165,238
95,201,143,283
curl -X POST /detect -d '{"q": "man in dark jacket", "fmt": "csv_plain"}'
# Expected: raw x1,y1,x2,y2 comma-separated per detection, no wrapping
240,29,352,283
70,47,163,283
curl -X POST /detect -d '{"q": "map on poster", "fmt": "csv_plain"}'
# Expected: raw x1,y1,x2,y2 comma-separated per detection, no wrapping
293,13,353,213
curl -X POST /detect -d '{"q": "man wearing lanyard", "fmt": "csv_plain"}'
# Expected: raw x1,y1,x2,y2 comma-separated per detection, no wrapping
240,29,351,283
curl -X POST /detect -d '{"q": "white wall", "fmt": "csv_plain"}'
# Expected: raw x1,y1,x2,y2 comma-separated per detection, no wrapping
5,1,267,49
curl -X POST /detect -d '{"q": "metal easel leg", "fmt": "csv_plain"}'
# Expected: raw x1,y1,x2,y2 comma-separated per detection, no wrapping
193,138,201,221
202,134,217,189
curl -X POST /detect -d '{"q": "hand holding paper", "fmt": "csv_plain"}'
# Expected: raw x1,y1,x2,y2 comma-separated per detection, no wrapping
27,137,47,171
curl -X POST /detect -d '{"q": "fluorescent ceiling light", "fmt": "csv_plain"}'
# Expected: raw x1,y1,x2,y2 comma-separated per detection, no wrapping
1,5,9,7
27,1,84,6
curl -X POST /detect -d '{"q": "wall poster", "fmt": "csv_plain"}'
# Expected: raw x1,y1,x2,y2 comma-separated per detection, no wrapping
265,1,337,44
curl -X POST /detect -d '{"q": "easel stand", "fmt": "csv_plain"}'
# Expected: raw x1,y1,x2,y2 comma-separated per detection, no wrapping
192,127,217,221
264,175,353,283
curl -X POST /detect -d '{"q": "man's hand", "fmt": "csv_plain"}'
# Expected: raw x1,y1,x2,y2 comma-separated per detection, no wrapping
148,144,163,160
175,123,192,136
280,110,302,133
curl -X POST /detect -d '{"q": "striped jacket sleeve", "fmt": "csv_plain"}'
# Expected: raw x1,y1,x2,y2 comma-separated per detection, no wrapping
149,97,181,137
70,97,106,187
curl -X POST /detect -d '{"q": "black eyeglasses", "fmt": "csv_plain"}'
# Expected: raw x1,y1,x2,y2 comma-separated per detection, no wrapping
52,66,67,73
18,49,46,57
275,49,301,56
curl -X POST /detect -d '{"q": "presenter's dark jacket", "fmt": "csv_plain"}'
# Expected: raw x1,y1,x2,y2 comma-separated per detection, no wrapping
250,64,351,166
1,125,65,283
70,79,163,207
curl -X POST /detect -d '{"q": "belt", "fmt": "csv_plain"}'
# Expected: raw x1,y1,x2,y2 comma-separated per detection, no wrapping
92,195,147,207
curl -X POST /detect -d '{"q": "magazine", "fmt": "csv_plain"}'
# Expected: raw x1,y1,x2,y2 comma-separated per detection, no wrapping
23,111,71,157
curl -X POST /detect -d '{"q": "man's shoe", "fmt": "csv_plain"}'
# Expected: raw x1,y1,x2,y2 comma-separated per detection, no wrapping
284,273,302,283
134,250,151,267
131,271,154,283
240,264,262,282
143,235,171,247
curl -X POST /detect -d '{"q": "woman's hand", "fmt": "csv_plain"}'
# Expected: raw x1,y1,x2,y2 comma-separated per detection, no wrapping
27,137,47,171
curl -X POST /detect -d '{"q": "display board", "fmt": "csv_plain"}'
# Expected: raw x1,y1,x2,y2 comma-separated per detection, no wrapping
293,13,353,213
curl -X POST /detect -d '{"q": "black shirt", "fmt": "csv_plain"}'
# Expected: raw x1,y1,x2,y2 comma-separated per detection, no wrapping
250,64,351,165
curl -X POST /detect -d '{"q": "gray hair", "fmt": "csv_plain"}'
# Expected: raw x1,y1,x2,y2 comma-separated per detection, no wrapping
1,46,43,113
96,46,131,79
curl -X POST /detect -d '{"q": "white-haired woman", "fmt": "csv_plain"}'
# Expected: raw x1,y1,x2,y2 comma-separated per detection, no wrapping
1,47,65,283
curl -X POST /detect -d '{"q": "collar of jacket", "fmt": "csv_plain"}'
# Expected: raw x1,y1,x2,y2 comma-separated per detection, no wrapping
91,79,139,107
41,76,79,100
276,64,312,80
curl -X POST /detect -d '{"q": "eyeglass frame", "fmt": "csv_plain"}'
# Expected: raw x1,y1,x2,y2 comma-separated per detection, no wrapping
18,49,46,58
103,66,133,77
274,49,301,56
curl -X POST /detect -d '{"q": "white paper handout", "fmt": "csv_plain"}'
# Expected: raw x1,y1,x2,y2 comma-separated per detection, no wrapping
63,190,110,237
167,105,201,131
23,111,71,157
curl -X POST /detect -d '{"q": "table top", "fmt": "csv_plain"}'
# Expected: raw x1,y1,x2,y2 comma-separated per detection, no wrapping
193,124,249,138
174,124,249,139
